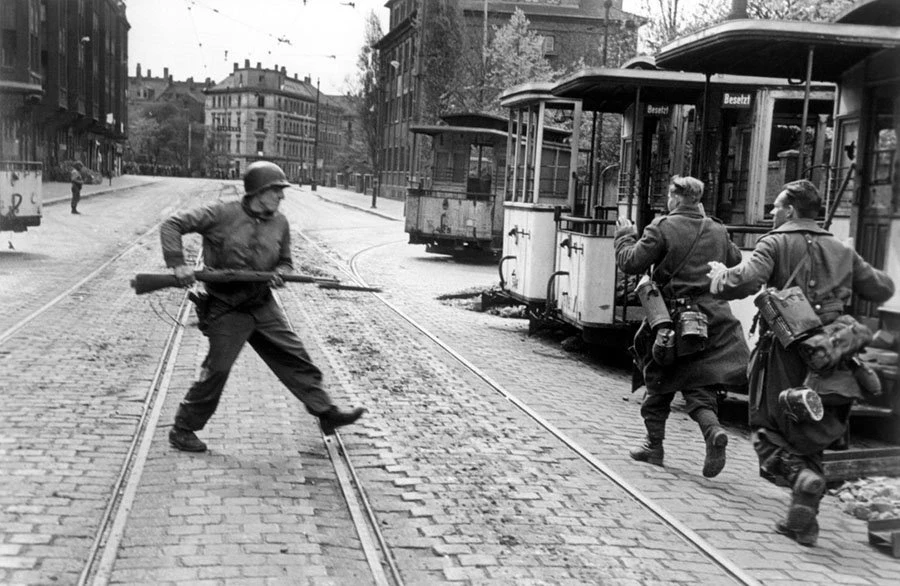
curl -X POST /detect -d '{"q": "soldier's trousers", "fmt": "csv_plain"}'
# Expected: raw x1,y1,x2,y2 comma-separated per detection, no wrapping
174,296,333,431
640,388,720,440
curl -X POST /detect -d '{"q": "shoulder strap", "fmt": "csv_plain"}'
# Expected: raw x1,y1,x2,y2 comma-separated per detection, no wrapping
655,217,710,291
783,234,813,290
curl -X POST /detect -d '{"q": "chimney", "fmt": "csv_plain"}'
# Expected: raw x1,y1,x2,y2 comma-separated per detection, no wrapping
294,73,298,79
244,59,250,68
233,62,238,71
275,64,278,71
281,66,286,75
136,63,141,78
728,0,748,19
256,61,261,69
164,67,169,80
205,77,212,85
147,69,152,77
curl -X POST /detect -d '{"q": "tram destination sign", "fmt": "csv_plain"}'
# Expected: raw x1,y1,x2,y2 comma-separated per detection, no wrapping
644,104,670,116
722,92,752,108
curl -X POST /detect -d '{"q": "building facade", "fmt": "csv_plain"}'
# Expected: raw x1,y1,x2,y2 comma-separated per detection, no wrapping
0,0,129,178
374,0,641,200
203,61,345,184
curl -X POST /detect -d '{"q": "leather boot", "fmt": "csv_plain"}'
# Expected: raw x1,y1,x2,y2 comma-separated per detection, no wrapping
775,517,819,547
630,437,664,466
318,406,366,435
168,426,207,452
786,469,825,534
702,427,728,478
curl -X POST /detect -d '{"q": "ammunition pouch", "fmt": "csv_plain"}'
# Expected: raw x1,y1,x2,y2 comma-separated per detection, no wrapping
754,286,822,349
188,291,212,332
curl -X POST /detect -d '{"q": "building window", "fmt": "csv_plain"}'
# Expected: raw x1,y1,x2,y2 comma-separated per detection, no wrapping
1,30,16,68
257,117,264,131
257,93,265,107
541,35,556,56
256,140,264,154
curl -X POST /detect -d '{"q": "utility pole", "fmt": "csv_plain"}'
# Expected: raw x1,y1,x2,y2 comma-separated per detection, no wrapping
187,121,192,174
312,77,320,191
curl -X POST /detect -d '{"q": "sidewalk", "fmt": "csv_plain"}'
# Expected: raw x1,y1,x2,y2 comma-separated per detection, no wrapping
299,184,405,222
42,175,161,206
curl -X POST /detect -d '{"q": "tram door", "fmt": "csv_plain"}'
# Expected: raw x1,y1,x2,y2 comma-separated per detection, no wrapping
855,85,898,317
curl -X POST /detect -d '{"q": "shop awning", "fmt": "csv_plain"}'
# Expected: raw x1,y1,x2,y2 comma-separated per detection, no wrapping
655,19,900,81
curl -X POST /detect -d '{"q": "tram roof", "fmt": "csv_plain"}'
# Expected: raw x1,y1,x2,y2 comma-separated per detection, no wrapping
551,67,832,112
499,81,578,108
655,20,900,81
409,124,509,141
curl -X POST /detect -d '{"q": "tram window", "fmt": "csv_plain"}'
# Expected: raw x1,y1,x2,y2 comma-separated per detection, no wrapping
467,144,494,198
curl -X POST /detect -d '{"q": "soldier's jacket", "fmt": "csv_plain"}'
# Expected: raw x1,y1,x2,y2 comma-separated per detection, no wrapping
615,203,750,395
161,199,294,307
715,217,895,454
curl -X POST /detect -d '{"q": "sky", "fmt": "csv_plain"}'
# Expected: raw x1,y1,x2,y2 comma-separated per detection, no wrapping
126,0,390,94
125,0,691,95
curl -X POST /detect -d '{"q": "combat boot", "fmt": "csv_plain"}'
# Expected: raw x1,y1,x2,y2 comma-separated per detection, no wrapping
168,426,207,452
786,469,825,533
629,437,664,466
775,517,819,547
318,406,366,435
702,427,729,478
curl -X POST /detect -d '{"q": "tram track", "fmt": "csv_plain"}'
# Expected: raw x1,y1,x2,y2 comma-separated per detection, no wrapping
297,232,762,586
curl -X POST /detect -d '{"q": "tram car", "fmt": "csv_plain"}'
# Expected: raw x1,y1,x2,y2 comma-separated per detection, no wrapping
406,112,568,259
498,68,834,345
655,0,900,421
498,83,581,308
0,161,42,232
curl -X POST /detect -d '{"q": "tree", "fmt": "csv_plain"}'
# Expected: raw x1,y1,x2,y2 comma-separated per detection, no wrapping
481,9,558,112
419,0,467,123
348,10,383,178
638,0,858,54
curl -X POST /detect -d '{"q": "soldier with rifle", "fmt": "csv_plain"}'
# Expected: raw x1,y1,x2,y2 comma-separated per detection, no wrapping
160,161,365,452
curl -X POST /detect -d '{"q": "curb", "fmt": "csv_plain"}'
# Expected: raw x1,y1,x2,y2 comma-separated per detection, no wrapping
304,189,404,222
43,180,161,207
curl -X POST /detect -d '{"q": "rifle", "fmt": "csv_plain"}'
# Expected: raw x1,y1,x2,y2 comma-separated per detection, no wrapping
131,270,381,295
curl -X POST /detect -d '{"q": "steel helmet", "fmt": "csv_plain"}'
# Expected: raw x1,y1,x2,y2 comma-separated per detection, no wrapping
243,161,291,196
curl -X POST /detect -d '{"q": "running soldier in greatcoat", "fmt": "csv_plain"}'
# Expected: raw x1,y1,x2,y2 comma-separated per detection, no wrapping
709,179,894,546
615,176,750,478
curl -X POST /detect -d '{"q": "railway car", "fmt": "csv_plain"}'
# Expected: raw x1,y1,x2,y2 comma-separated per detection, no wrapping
498,68,834,345
498,82,581,308
406,112,569,259
0,161,42,232
655,0,900,424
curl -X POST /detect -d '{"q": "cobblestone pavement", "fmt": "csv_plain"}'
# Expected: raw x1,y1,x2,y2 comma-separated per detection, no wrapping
1,178,897,585
290,189,900,585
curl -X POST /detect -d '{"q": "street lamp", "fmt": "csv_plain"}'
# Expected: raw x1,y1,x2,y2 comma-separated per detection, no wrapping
312,77,320,191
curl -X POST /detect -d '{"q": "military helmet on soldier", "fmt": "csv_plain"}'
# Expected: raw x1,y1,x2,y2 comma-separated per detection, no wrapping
243,161,291,196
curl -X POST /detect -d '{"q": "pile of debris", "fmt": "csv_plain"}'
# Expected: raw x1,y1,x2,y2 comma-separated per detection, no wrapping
831,476,900,521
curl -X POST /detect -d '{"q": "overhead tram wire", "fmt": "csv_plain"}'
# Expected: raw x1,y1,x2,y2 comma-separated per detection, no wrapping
186,0,294,46
182,0,210,76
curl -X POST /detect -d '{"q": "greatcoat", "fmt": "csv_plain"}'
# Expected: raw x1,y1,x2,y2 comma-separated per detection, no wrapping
615,204,750,395
714,218,895,455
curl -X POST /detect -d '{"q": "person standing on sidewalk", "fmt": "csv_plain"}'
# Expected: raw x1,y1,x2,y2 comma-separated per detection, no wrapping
70,161,84,214
615,175,749,478
708,179,894,546
160,161,365,453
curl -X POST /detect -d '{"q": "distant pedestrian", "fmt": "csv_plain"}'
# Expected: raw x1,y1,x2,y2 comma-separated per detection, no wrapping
615,175,749,478
160,160,366,453
708,179,894,546
70,161,84,214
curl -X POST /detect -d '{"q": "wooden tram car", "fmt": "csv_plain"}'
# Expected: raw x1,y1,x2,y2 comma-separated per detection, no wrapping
655,0,900,421
405,113,568,258
0,161,42,232
498,67,834,345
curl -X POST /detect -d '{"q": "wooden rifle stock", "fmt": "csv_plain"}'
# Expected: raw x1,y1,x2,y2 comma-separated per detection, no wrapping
131,270,380,295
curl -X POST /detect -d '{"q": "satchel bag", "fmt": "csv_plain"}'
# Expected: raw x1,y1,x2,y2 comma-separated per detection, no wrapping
753,235,822,349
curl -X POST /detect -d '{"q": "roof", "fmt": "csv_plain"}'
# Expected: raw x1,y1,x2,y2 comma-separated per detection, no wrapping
499,81,571,108
551,67,833,113
836,0,900,26
410,125,510,142
413,111,570,143
655,20,900,81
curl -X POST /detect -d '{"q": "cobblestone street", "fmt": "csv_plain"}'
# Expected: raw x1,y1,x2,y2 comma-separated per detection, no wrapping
1,178,898,585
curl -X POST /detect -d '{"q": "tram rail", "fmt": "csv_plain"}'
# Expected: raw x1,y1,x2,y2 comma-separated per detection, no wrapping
297,231,762,586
